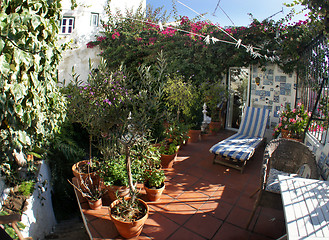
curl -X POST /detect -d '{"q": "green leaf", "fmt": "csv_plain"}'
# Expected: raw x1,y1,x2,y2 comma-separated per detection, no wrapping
31,15,41,30
0,39,4,53
0,55,10,75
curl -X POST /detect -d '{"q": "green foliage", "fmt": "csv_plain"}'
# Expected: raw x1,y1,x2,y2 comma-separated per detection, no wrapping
165,122,189,145
164,74,193,121
89,3,320,86
202,81,228,121
144,169,165,188
47,121,87,220
101,155,129,187
64,60,132,140
274,103,310,139
18,180,35,196
287,0,329,35
0,0,66,185
159,141,178,155
0,211,26,239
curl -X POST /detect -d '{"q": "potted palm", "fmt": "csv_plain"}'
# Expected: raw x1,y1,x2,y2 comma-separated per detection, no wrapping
144,168,166,201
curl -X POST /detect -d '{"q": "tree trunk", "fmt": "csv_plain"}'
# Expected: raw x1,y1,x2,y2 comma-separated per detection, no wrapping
125,145,136,202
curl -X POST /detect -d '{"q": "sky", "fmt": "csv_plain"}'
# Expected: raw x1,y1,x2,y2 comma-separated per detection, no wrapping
147,0,308,27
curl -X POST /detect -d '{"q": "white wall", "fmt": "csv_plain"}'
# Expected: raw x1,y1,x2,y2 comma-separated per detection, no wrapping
58,0,146,84
21,161,56,239
250,64,297,141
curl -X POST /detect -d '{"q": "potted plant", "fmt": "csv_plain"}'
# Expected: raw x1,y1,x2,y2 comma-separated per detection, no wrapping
274,102,311,140
106,57,167,239
68,175,106,210
144,168,166,201
164,73,194,122
64,62,132,182
202,81,228,134
158,140,179,168
100,155,131,202
72,158,100,189
165,121,190,146
185,88,204,143
109,197,149,239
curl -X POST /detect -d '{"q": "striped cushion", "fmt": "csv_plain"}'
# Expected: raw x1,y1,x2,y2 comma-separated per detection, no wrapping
238,107,268,137
209,133,263,161
209,107,269,162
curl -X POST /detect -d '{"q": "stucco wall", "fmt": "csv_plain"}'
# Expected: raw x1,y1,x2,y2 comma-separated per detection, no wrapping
21,161,56,239
58,0,146,84
0,161,56,239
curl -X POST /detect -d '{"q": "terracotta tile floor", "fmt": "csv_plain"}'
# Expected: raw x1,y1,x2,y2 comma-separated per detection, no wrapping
75,130,287,239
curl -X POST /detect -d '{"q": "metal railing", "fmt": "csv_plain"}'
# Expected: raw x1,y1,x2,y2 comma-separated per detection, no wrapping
297,35,329,144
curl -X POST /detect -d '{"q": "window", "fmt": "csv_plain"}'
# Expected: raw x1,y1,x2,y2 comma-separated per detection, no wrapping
91,13,99,27
61,17,75,34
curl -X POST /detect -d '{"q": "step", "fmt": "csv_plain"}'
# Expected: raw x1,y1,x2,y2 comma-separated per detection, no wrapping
44,217,89,240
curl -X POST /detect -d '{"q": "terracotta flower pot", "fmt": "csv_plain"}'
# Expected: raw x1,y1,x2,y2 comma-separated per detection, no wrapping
281,129,290,138
187,129,201,143
160,153,177,168
144,183,165,201
106,185,130,202
209,121,222,135
72,160,100,191
88,198,102,210
110,198,149,239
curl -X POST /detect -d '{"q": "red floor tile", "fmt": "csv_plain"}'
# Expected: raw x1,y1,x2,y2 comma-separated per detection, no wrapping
253,208,286,239
183,211,223,239
167,226,207,240
143,212,180,240
160,200,197,225
226,206,252,228
176,190,209,210
199,199,233,221
213,222,250,240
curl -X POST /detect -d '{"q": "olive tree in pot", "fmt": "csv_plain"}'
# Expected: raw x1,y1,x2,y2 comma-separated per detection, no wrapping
64,61,132,184
108,54,168,238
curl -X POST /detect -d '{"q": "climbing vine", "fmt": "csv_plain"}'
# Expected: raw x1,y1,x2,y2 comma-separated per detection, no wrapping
0,0,66,184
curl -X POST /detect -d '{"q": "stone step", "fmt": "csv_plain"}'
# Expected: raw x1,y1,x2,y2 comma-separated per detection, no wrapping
44,217,89,240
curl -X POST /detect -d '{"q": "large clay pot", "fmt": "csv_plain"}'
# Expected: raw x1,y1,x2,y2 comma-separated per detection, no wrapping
188,129,201,143
107,185,130,202
209,121,222,135
110,198,149,239
72,160,100,190
144,183,165,201
160,153,177,168
88,198,102,210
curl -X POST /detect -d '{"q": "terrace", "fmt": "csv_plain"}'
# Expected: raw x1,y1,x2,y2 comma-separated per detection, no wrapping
75,131,285,240
1,1,329,240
